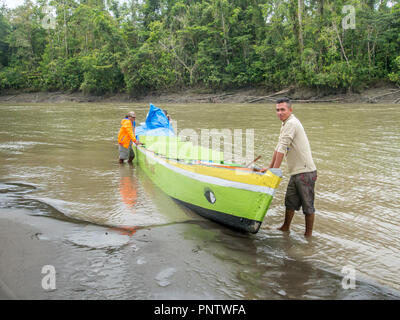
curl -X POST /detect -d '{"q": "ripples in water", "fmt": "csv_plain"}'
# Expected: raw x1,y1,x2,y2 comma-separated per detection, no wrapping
1,103,400,299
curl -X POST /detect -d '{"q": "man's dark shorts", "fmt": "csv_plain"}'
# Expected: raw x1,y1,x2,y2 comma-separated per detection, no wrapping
285,171,317,215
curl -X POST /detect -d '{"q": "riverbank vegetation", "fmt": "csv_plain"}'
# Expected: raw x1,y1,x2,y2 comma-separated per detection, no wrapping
0,0,400,96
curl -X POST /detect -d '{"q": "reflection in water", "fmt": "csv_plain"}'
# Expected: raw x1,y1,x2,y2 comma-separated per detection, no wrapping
111,226,138,236
119,168,138,210
114,165,139,236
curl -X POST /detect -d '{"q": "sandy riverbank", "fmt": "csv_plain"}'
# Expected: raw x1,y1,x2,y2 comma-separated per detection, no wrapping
0,208,243,300
1,83,399,104
2,206,400,300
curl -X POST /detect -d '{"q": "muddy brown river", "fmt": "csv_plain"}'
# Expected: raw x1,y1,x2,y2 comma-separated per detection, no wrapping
0,102,399,299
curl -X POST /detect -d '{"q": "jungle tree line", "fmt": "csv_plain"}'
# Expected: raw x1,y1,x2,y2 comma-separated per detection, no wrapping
0,0,399,95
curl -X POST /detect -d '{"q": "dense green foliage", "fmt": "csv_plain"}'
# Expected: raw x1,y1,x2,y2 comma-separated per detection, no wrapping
0,0,399,94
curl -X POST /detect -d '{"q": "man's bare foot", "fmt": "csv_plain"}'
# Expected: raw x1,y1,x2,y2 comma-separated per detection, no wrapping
304,231,312,237
277,225,290,232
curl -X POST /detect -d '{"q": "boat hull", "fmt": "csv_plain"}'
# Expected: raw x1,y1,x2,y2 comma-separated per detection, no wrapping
134,145,280,233
173,198,262,233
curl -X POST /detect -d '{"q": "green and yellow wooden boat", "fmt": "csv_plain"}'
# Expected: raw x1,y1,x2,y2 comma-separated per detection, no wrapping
134,134,282,233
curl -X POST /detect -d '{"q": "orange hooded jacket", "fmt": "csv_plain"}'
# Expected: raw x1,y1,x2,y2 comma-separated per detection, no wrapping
118,118,137,148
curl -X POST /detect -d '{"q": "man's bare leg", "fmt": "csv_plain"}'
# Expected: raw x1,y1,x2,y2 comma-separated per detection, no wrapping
304,213,315,237
278,208,295,232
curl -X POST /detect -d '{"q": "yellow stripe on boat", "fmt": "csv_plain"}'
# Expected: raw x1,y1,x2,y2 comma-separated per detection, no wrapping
166,160,282,189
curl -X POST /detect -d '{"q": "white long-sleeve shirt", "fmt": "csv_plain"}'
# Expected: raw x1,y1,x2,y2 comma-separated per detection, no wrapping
275,114,316,176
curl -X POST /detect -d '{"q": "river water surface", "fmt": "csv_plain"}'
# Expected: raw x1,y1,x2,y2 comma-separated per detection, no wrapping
0,102,399,299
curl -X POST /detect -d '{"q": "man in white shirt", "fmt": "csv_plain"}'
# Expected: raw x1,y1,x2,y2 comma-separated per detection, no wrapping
261,97,317,237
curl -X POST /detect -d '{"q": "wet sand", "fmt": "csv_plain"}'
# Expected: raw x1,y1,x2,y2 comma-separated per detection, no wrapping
0,208,241,300
2,207,399,300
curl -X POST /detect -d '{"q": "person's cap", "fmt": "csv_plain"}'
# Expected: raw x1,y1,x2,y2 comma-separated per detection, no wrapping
127,111,136,118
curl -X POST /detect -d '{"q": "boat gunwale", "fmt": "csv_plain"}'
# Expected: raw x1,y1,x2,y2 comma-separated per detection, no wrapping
136,145,278,195
138,145,266,175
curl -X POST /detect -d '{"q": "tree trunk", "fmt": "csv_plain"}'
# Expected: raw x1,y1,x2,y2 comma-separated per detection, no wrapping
159,40,197,85
63,0,68,57
220,2,230,66
327,3,349,67
367,27,372,71
318,0,324,22
332,19,349,67
297,0,304,56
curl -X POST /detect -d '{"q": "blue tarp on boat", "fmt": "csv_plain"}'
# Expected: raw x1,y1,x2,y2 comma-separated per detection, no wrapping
135,103,175,139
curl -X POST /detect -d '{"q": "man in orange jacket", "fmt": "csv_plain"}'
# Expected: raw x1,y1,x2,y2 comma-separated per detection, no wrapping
118,111,142,164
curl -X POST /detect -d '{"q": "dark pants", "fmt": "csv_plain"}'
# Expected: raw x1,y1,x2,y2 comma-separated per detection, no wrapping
119,143,135,161
285,171,317,215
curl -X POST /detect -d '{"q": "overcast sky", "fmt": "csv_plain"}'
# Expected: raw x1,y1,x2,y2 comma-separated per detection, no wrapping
1,0,26,9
